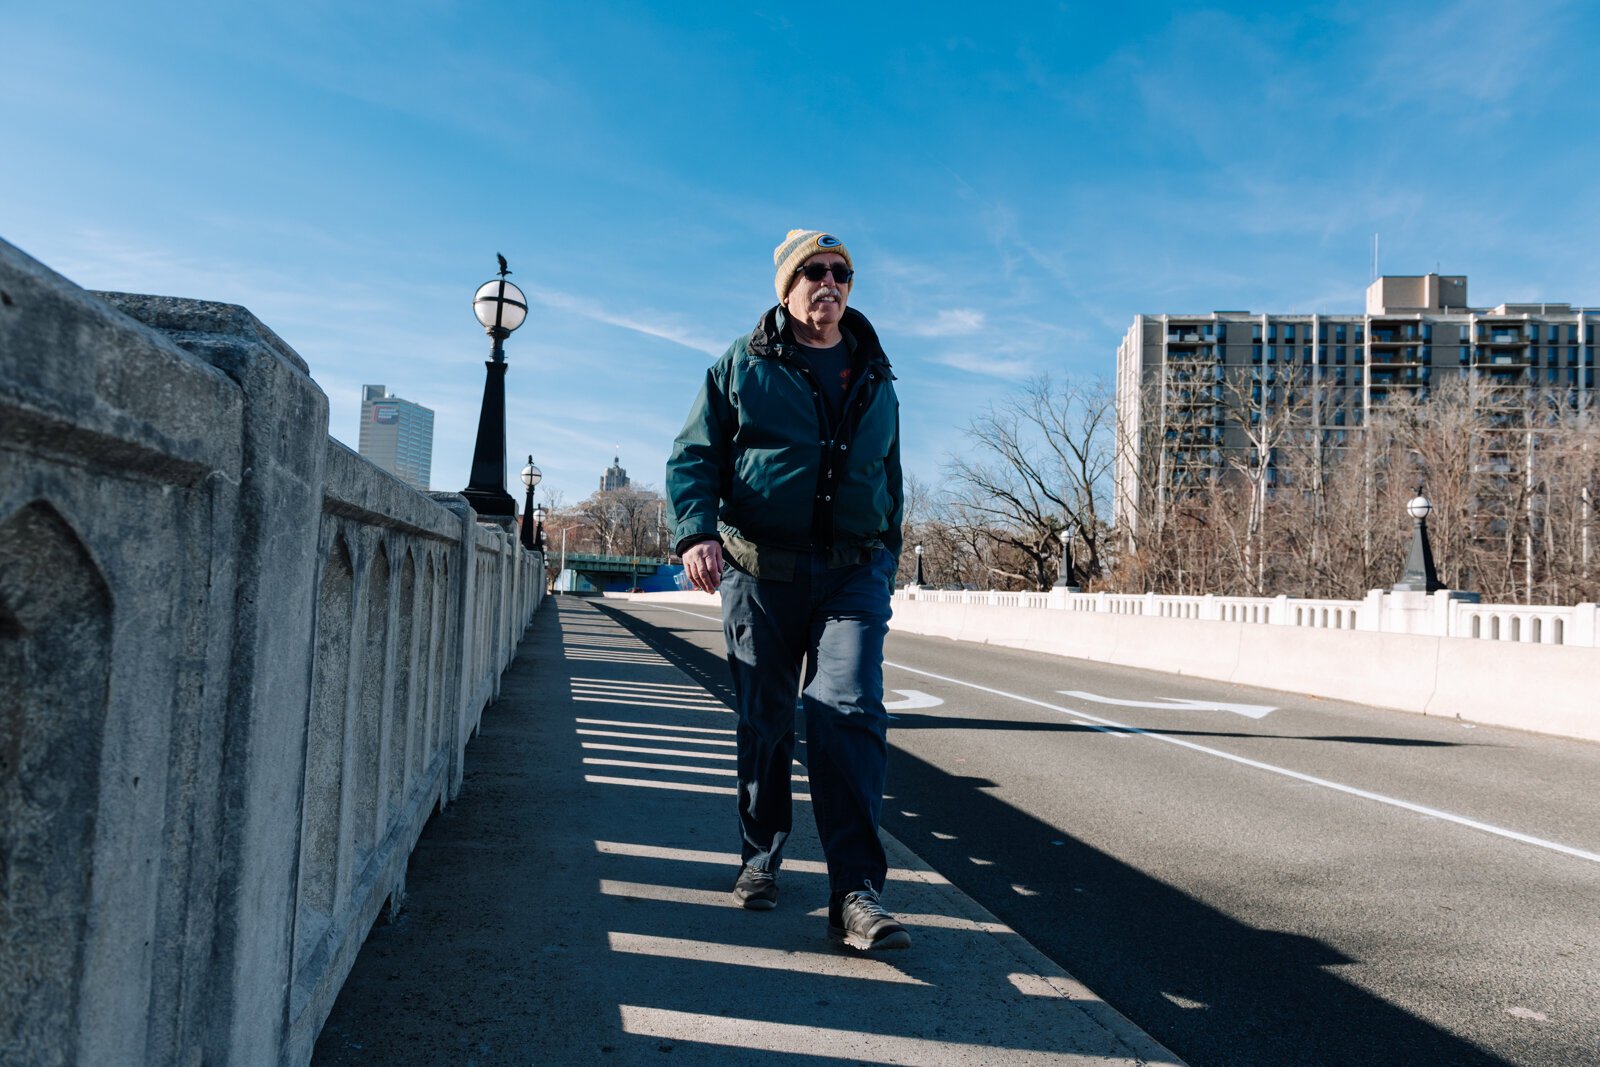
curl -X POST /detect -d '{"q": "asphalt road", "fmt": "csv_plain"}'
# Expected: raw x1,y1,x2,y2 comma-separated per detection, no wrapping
597,597,1600,1067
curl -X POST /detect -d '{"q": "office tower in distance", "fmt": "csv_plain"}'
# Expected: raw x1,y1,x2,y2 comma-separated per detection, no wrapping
600,453,630,492
1115,273,1597,535
359,384,435,491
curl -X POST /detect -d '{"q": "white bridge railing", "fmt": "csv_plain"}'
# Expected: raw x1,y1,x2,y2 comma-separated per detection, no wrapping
896,587,1600,648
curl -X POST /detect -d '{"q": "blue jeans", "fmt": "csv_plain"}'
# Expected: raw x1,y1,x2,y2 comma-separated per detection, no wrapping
720,549,894,894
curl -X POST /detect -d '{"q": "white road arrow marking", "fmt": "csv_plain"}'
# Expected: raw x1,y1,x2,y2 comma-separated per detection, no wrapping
1060,691,1277,720
883,689,944,711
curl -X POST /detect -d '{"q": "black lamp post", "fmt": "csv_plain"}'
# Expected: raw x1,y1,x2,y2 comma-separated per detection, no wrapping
1394,487,1443,592
519,456,541,551
461,255,528,520
912,544,926,588
533,504,547,553
1054,527,1080,591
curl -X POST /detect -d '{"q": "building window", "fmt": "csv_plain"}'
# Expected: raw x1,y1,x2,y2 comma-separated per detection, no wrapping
1335,323,1347,343
1252,323,1263,340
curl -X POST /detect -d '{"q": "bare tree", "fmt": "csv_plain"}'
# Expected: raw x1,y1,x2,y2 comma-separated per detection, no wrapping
942,375,1114,591
555,485,667,559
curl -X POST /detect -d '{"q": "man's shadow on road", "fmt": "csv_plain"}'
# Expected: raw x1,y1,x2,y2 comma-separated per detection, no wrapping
596,601,1511,1067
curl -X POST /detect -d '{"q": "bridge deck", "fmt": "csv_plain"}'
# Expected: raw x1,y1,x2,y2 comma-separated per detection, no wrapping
312,596,1178,1065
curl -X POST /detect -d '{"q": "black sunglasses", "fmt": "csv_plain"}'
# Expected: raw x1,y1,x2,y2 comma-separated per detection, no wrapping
796,262,853,283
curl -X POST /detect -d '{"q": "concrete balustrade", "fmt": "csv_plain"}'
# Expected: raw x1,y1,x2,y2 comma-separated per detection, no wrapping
1,238,542,1067
626,582,1597,740
905,585,1600,647
889,589,1598,742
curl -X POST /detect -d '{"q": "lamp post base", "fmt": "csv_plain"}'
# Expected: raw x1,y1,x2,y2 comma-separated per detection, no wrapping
462,487,517,521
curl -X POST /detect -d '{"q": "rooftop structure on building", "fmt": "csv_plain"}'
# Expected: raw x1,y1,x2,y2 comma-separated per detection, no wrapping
1114,273,1598,535
358,384,435,491
600,454,630,493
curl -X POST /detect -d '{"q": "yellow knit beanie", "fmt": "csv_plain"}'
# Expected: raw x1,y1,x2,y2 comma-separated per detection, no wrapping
773,230,853,302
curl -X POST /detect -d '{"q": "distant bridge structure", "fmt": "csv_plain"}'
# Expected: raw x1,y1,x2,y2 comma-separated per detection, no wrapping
555,552,673,593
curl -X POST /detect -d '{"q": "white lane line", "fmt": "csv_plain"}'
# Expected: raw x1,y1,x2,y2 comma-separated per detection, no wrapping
886,660,1600,866
1064,690,1277,719
883,689,943,710
1067,718,1129,739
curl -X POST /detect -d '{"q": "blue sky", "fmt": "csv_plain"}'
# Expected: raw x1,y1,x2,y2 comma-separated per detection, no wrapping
6,1,1597,507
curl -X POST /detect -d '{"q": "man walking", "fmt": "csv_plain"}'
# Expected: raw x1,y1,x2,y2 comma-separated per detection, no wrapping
666,230,909,951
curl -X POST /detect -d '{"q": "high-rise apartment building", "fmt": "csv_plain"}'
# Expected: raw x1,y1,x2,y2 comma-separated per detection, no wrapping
599,454,630,493
358,384,435,491
1115,274,1598,533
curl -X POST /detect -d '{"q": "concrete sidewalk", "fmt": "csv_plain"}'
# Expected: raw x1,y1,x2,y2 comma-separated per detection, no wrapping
313,597,1181,1065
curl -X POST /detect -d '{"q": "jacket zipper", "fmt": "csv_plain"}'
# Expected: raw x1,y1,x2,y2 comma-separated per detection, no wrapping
772,343,884,552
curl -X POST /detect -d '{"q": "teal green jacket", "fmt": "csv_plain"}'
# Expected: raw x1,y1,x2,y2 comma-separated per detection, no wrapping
666,305,903,579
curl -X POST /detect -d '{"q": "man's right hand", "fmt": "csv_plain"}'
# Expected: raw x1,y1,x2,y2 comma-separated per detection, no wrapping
683,540,725,593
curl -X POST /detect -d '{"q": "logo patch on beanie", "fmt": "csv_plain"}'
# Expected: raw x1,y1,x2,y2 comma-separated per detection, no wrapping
816,234,841,248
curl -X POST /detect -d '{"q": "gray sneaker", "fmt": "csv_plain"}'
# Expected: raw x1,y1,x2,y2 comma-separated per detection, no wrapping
732,865,778,910
828,882,911,951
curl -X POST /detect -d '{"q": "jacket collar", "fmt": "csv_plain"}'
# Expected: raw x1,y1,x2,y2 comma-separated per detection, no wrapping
748,305,892,370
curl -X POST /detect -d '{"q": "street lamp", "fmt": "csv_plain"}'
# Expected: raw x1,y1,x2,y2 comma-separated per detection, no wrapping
912,544,926,588
519,456,541,551
461,254,528,521
1054,527,1080,591
1393,486,1443,592
533,504,547,553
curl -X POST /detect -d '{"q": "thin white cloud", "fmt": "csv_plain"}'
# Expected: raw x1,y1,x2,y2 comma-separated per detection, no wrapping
526,286,724,356
927,350,1035,380
1362,0,1572,111
908,308,987,337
